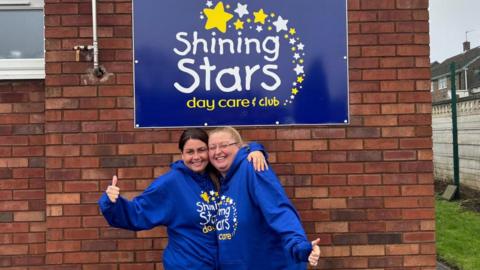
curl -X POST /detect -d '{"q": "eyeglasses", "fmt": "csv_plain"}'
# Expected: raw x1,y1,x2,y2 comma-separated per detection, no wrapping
183,147,208,156
208,142,238,151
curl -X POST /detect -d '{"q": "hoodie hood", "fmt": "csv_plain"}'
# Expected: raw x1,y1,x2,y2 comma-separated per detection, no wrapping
170,160,213,191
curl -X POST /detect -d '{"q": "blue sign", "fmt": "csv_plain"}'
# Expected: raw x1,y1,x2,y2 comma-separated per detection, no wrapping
133,0,349,127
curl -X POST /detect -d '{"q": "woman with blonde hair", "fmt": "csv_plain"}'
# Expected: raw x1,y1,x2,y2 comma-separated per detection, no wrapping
208,126,320,269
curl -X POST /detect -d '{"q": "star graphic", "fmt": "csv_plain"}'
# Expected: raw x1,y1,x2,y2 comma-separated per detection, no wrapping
234,3,249,18
297,76,304,83
292,88,299,95
289,38,296,45
234,19,244,30
204,2,234,33
256,25,263,32
297,43,305,50
206,0,213,7
253,9,268,24
294,64,304,75
289,28,296,35
272,15,288,32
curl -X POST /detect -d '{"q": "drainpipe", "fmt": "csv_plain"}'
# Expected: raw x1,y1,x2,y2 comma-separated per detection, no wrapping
91,0,104,77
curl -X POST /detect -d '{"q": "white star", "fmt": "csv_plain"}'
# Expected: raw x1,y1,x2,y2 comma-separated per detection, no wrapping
289,38,296,45
221,195,225,200
209,190,215,195
294,64,304,75
293,82,297,86
256,25,263,32
297,43,305,50
234,3,249,18
293,53,300,60
200,15,204,19
206,1,213,7
272,16,288,32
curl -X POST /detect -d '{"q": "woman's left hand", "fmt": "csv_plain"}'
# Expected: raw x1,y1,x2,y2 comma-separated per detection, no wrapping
308,238,321,267
247,151,268,171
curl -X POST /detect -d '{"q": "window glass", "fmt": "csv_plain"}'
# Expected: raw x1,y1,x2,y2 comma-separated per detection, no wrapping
0,10,44,59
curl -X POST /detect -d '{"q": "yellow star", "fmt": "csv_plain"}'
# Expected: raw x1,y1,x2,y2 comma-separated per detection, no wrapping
284,34,289,39
234,19,244,30
289,28,296,35
297,76,304,83
204,2,234,33
268,26,272,31
253,9,268,24
292,88,299,95
270,12,276,17
247,18,251,23
299,59,304,64
291,47,296,51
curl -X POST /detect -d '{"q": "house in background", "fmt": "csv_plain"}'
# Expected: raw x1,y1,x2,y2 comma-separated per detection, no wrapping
431,41,480,102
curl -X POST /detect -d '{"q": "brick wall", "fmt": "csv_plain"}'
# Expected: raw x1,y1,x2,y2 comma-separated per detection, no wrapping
0,80,45,268
0,0,434,269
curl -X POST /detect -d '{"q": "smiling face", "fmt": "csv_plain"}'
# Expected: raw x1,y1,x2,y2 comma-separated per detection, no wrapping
181,139,209,173
208,131,241,176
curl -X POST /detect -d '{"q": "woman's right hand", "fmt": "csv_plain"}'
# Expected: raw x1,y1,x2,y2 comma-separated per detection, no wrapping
106,175,120,203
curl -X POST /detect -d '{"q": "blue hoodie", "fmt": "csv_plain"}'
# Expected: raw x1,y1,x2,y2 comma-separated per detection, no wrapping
98,160,219,269
216,146,312,270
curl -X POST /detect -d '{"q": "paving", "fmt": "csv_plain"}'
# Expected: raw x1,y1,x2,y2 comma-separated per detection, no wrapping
437,261,452,270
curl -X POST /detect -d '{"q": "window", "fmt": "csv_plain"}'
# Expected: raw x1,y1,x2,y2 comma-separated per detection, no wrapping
0,0,44,80
438,77,447,89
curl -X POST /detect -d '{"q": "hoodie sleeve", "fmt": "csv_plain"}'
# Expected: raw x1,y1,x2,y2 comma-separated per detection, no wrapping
247,166,312,262
98,177,173,231
245,141,269,160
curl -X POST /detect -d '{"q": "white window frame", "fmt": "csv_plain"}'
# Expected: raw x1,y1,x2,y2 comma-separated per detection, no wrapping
0,0,45,80
438,77,447,90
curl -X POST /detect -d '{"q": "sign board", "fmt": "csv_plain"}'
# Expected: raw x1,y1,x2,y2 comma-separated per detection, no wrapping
133,0,349,127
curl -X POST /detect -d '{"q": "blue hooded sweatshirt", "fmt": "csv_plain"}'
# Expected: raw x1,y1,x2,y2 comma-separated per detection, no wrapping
98,160,219,269
215,146,312,270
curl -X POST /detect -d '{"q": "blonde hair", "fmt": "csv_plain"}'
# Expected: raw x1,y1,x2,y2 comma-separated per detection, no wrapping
208,126,243,145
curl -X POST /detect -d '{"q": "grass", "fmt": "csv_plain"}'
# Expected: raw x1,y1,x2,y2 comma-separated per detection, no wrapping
436,197,480,270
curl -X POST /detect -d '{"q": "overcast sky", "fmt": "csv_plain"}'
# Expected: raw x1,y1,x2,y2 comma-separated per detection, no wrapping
429,0,480,63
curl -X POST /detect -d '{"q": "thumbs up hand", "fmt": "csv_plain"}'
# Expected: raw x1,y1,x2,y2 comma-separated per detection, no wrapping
308,238,321,267
106,175,120,203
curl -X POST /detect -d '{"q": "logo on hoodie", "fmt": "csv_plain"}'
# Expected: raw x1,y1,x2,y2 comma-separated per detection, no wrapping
216,194,238,240
197,190,220,234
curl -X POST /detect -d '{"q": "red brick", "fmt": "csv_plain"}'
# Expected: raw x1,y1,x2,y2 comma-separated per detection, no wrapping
384,150,416,160
382,127,415,137
329,163,363,174
47,193,81,205
295,187,328,198
366,186,400,196
350,222,386,232
312,151,347,162
361,0,395,9
397,0,429,9
352,245,385,256
401,185,434,196
404,232,435,243
363,115,398,126
0,244,29,255
294,163,328,174
0,201,29,211
118,144,153,155
100,251,135,263
351,104,380,115
367,209,402,220
277,152,312,163
313,198,347,209
276,129,311,139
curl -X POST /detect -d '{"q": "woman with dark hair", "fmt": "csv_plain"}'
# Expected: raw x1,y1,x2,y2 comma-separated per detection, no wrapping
98,128,266,269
